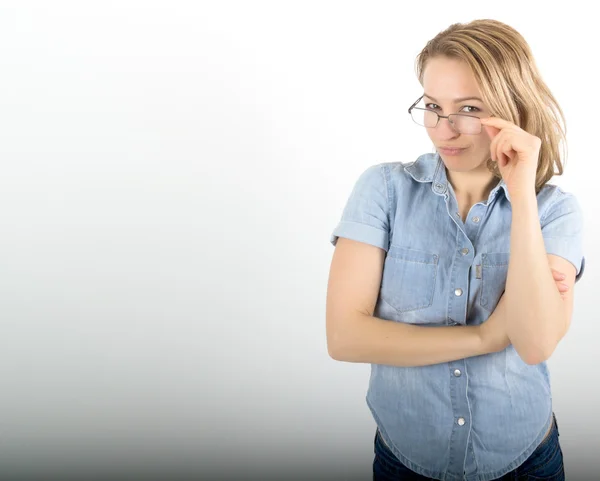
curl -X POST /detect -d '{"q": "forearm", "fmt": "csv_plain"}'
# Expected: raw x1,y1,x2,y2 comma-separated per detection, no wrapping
505,190,565,364
330,314,489,367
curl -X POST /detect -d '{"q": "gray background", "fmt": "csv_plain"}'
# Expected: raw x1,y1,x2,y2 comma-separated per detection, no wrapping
0,1,597,480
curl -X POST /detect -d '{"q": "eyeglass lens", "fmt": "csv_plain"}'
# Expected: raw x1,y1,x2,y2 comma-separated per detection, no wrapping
411,108,481,135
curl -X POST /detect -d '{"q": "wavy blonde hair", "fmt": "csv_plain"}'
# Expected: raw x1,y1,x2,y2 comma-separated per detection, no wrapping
415,19,566,192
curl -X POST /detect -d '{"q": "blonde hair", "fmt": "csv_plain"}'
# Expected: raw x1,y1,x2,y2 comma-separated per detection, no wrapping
415,19,566,192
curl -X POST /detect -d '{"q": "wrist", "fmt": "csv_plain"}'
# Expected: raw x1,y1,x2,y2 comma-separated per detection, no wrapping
507,185,537,204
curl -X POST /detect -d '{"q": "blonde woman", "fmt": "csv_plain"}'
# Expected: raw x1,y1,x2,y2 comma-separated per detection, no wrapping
326,19,584,481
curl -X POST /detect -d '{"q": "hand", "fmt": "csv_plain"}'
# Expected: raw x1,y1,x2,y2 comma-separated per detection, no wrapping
479,268,569,353
480,117,541,197
552,268,571,298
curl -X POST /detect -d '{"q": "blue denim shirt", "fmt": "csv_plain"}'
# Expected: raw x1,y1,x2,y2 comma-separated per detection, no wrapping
329,153,585,481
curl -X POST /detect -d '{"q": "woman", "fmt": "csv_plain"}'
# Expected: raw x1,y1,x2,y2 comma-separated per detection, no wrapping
326,19,585,481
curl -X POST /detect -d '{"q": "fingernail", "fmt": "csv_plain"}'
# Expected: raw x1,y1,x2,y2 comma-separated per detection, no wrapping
559,274,566,280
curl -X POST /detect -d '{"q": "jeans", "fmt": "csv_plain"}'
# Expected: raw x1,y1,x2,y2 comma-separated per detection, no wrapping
373,412,564,480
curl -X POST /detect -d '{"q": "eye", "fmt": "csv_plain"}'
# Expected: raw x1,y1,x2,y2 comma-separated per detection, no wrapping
461,105,481,114
425,103,440,110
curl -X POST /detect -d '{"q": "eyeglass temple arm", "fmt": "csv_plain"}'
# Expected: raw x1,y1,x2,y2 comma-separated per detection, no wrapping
408,95,424,113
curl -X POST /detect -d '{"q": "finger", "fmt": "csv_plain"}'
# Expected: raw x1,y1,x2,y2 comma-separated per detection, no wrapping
551,269,566,280
497,133,513,166
495,137,507,167
495,142,508,168
556,282,569,292
483,124,501,141
481,117,514,129
490,130,504,163
498,136,513,167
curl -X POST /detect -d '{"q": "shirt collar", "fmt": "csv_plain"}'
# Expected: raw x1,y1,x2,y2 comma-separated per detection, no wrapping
404,152,511,203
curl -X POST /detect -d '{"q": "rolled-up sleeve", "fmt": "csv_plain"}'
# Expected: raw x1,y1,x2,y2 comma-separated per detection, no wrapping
330,164,390,252
541,192,585,282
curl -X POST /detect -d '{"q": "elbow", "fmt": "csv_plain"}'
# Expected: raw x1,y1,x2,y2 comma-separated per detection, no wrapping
328,339,352,362
329,348,344,361
326,311,363,361
521,351,547,366
326,310,369,362
327,339,342,360
517,347,546,366
511,316,564,366
523,323,565,365
518,339,556,366
328,327,355,361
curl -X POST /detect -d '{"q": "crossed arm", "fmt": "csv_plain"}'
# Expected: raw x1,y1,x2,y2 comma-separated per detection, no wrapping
325,237,574,367
502,191,577,365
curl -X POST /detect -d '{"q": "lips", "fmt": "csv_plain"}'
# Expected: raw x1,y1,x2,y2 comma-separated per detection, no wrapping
438,147,467,155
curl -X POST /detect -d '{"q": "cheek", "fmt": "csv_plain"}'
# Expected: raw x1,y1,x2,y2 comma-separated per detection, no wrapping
475,135,492,152
425,127,439,142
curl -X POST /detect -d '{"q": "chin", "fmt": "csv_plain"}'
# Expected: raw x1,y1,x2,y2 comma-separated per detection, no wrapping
440,154,486,172
439,156,472,169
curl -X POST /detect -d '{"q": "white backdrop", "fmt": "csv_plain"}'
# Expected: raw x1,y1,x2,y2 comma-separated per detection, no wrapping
0,1,597,480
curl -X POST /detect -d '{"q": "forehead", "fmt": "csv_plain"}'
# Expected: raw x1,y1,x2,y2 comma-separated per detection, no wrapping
422,56,481,100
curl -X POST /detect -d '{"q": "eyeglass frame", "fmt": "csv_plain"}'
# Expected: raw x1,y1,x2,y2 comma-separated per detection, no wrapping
407,95,483,135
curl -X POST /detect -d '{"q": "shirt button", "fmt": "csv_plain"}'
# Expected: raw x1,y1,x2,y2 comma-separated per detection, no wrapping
457,417,466,426
472,216,481,223
461,248,469,255
453,369,461,377
454,288,463,296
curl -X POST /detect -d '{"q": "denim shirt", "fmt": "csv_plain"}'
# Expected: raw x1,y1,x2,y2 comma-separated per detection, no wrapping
329,153,585,481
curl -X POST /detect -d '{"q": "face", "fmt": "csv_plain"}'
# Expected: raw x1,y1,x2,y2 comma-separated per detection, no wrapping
421,56,492,173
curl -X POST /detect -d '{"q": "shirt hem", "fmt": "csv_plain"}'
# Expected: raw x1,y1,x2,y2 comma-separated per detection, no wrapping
367,394,554,481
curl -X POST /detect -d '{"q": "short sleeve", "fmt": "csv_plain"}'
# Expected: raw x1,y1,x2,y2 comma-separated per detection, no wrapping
330,164,390,251
541,192,585,283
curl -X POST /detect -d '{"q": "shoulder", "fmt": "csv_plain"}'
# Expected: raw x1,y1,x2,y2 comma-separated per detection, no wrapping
536,183,583,223
356,160,407,179
361,153,437,188
344,153,437,208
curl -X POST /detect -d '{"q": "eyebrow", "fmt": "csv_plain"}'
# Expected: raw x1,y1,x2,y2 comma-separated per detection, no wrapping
423,94,483,103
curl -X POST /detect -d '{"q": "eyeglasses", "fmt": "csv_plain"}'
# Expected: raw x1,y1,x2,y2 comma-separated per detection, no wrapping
408,95,482,135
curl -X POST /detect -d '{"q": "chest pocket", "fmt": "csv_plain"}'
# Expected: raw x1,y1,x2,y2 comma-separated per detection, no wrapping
379,245,438,313
479,252,510,312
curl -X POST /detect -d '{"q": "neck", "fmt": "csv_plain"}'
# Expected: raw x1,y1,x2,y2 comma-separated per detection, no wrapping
445,167,500,203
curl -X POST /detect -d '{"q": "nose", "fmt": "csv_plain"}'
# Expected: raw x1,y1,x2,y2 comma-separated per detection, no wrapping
433,116,460,140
